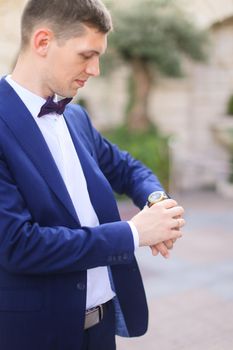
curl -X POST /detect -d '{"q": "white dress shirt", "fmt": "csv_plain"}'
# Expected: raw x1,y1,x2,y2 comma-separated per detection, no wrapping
6,75,139,309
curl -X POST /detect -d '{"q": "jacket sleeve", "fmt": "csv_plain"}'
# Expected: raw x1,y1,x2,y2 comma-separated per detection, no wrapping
0,151,134,275
82,110,165,209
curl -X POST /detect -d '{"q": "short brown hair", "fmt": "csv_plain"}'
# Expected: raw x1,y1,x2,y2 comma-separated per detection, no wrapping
21,0,112,48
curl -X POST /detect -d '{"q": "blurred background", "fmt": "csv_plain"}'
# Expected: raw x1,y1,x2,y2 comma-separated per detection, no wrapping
0,0,233,348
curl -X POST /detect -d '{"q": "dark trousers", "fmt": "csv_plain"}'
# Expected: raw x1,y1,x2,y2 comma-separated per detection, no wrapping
81,301,116,350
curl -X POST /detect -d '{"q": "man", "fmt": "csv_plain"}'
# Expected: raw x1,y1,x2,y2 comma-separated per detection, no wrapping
0,0,185,349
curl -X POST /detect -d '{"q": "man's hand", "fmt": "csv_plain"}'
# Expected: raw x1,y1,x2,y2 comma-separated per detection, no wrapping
150,240,175,258
150,211,183,258
131,199,185,250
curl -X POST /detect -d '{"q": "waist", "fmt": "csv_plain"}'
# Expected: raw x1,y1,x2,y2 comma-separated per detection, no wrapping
84,299,113,330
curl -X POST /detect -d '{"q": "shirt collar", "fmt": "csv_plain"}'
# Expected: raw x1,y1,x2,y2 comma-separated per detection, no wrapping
5,75,59,119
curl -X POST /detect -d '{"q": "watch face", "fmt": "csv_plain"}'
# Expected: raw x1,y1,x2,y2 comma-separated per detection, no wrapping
148,191,167,205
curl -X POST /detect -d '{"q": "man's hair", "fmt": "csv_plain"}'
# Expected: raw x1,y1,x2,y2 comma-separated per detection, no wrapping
21,0,112,49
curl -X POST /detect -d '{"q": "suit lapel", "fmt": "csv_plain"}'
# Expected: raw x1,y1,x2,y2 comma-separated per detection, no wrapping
0,78,79,224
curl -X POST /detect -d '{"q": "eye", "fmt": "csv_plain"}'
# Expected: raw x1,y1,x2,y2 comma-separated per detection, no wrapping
80,53,94,60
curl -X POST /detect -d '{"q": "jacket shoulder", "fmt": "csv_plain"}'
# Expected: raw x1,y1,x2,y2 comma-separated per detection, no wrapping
65,104,93,133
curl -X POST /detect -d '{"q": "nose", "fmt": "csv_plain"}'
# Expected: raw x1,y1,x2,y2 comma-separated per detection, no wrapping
85,56,100,77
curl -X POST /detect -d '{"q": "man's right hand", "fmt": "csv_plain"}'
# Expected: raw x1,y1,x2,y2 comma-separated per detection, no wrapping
131,199,185,248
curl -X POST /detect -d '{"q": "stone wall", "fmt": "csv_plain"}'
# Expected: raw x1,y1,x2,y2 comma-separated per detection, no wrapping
149,18,233,190
0,0,26,76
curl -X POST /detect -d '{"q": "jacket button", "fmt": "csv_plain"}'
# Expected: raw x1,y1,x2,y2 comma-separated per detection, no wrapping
76,283,86,291
123,253,129,260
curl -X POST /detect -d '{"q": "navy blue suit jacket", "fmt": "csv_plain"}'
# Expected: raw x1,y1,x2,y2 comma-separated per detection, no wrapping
0,78,164,350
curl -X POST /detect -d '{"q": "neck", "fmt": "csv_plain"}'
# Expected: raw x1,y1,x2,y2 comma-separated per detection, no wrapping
11,52,53,99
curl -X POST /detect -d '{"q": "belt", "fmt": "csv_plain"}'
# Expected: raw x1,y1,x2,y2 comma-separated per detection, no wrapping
84,300,112,330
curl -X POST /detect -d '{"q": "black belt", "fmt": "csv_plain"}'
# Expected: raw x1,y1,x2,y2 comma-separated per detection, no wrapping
84,300,112,330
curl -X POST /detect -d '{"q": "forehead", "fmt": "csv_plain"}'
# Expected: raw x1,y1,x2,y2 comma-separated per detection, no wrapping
59,26,108,54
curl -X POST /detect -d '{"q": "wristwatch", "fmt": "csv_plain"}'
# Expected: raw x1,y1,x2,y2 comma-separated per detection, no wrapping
147,191,168,207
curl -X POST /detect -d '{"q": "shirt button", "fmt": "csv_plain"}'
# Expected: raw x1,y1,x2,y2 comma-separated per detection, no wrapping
76,283,86,291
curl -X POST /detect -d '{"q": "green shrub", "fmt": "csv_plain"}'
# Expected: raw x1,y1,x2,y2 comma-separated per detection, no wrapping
229,156,233,184
226,95,233,116
103,126,170,192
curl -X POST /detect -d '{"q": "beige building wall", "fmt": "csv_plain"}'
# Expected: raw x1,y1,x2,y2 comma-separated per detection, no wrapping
0,0,26,76
147,18,233,190
178,0,233,28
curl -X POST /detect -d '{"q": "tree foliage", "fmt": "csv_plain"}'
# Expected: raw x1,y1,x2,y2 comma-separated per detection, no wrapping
108,0,209,77
102,0,209,131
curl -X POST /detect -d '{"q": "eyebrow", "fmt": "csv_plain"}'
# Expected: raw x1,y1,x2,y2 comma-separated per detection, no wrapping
80,49,106,56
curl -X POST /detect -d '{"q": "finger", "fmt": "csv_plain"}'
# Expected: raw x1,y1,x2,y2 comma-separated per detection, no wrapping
168,206,185,217
154,242,170,259
164,239,174,250
169,228,183,241
178,218,186,228
172,218,186,230
150,246,159,256
156,199,178,209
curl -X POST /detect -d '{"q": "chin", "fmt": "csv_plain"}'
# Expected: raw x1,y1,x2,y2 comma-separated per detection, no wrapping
68,90,78,99
63,89,77,98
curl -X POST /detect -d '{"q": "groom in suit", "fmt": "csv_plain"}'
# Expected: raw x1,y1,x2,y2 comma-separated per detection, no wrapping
0,0,185,349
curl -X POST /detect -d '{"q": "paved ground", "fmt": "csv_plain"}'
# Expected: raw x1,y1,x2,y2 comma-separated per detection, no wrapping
116,191,233,350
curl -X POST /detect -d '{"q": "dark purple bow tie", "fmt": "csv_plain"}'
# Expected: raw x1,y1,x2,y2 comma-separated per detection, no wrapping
38,96,72,118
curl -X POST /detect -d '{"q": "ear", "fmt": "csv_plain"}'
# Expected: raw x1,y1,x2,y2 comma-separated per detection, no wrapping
32,28,54,56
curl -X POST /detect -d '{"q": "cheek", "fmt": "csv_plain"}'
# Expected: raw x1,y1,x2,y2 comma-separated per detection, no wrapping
48,52,86,79
49,50,69,72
